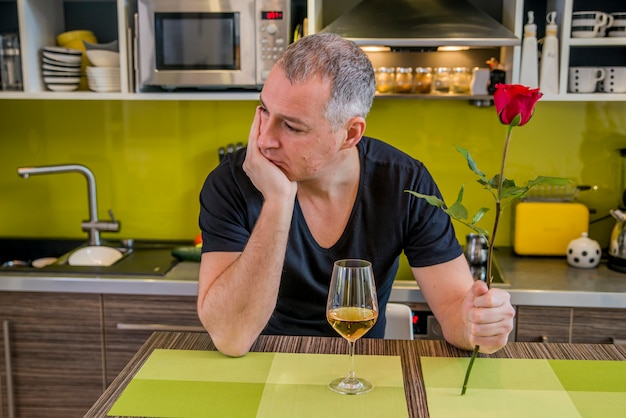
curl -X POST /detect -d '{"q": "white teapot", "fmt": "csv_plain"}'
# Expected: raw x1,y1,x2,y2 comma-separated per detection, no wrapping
566,232,601,268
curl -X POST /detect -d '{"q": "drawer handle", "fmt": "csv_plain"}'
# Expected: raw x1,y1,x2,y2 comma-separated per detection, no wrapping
116,323,205,332
3,319,15,418
541,335,549,343
612,338,626,345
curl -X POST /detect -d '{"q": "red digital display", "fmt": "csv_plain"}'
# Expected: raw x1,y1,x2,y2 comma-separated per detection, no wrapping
262,10,283,20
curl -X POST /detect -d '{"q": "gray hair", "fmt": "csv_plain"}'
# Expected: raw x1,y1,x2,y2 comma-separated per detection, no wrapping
276,32,375,130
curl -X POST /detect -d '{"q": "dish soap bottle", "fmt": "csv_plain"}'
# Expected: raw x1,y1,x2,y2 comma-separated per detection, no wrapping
520,11,538,88
539,11,559,95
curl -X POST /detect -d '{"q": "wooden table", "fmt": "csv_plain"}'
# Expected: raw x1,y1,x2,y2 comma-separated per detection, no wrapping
85,332,626,418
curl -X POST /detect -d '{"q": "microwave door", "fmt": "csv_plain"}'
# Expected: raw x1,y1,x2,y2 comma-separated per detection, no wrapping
137,2,257,89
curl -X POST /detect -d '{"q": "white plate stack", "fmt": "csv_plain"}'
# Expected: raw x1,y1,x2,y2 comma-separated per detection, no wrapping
86,49,120,92
41,46,82,91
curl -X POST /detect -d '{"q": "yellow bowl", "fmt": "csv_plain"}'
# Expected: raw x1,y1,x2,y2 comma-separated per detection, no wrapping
57,30,97,48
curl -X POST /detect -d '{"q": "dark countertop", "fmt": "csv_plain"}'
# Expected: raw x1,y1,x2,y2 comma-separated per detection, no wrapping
1,247,625,309
392,247,626,308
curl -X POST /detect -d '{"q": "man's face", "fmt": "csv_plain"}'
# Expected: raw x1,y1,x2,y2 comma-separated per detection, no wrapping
256,67,347,182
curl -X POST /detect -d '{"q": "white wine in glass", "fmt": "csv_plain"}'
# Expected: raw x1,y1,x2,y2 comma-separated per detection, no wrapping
326,259,378,395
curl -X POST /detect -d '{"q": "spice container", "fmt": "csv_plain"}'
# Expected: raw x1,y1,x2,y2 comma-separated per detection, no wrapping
394,67,413,93
432,67,451,94
413,67,432,93
375,67,395,93
451,67,472,94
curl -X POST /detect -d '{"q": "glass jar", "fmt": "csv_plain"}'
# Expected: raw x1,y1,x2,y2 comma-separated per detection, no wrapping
394,67,413,93
375,67,395,94
451,67,472,94
432,67,451,94
413,67,432,94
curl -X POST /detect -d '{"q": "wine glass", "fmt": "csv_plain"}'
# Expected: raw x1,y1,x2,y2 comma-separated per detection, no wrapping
326,259,379,395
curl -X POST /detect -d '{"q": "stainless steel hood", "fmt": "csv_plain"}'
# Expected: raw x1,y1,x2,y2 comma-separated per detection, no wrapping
320,0,519,49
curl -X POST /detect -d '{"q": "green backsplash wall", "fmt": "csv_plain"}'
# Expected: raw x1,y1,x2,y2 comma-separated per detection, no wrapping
1,99,624,250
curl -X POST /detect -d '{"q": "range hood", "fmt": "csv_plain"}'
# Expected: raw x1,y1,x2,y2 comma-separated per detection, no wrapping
320,0,519,49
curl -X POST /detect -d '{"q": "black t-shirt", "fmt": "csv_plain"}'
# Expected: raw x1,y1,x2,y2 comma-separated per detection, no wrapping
199,136,462,338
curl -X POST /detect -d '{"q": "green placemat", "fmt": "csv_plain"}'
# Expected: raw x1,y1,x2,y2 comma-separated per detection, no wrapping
421,357,626,418
108,349,408,417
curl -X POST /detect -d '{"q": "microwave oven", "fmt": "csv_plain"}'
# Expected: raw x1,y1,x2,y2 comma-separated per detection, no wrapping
136,0,291,91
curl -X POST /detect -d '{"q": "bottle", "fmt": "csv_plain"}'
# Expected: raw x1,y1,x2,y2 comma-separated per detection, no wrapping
539,11,559,95
519,11,538,88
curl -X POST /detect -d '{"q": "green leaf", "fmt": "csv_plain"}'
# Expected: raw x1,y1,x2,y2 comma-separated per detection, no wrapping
471,207,489,224
404,190,445,208
455,146,486,178
527,176,572,187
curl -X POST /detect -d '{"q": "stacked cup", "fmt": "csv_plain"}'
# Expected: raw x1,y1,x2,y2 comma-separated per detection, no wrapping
608,12,626,37
568,67,605,93
41,46,82,91
571,11,614,38
85,45,120,92
600,67,626,93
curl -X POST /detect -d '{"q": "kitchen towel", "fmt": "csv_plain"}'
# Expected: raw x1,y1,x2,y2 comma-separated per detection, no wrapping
108,349,408,417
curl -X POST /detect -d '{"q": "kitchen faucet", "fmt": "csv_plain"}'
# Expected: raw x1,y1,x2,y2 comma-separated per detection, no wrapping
17,164,120,246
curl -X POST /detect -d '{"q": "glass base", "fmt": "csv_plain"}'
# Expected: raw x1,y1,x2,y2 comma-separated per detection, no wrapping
328,376,373,395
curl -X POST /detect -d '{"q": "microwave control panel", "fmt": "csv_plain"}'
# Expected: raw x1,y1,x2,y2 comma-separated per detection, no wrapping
256,0,290,83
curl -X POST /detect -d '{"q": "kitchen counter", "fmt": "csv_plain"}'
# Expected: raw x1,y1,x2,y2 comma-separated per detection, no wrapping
1,247,625,309
393,247,626,309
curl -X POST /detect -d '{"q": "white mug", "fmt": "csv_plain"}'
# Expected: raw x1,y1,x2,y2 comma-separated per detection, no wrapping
571,11,614,37
611,12,626,26
569,67,605,93
601,67,626,93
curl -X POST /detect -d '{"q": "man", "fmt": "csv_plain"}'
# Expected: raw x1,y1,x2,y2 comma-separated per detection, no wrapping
197,33,515,357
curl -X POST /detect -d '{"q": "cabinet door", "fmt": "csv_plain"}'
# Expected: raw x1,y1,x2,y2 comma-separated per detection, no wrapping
571,307,626,344
0,292,104,418
515,306,572,343
102,294,203,385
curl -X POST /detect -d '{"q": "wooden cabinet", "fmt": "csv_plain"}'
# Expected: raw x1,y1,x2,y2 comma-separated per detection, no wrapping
102,294,203,385
571,307,626,344
516,305,626,343
515,306,572,342
0,292,104,418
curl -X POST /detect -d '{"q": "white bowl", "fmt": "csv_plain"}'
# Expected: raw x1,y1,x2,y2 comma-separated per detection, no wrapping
43,46,83,55
46,83,80,92
42,58,82,69
86,50,120,67
86,66,120,75
44,76,81,84
83,39,119,52
42,50,82,65
68,246,123,266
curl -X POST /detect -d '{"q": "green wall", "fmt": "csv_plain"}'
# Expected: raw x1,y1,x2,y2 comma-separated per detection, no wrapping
1,99,624,253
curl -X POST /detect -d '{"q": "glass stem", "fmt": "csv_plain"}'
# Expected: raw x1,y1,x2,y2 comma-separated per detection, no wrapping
347,340,356,380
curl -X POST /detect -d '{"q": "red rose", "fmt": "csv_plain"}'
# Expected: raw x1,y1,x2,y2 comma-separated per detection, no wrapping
493,84,543,127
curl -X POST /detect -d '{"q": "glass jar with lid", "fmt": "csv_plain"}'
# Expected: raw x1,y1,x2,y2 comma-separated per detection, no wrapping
394,67,413,93
413,67,432,94
375,67,395,94
432,67,451,94
451,67,472,94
